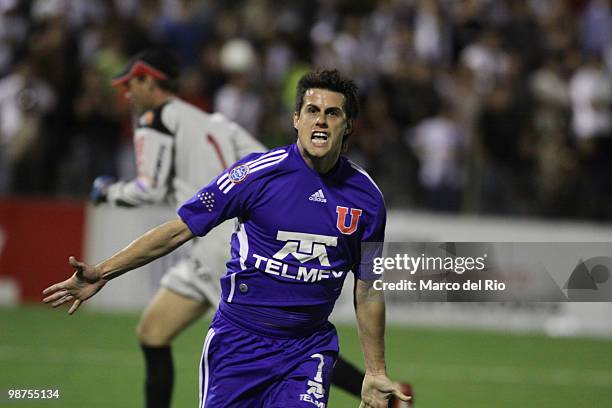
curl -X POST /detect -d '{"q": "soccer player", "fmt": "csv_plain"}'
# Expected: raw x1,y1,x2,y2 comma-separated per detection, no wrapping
91,50,388,408
44,69,411,408
90,50,402,408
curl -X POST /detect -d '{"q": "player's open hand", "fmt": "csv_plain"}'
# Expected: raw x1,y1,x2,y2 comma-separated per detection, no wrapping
360,373,411,408
42,256,107,314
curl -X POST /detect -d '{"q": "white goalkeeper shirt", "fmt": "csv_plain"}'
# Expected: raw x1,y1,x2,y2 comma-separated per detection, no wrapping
107,97,266,208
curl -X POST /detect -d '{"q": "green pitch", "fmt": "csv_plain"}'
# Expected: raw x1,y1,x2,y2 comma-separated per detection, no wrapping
1,306,611,407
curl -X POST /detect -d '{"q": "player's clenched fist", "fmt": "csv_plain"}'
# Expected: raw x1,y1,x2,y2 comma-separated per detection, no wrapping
360,374,411,408
42,256,107,314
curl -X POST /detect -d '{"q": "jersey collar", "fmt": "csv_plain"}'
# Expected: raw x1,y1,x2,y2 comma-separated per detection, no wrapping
291,143,345,180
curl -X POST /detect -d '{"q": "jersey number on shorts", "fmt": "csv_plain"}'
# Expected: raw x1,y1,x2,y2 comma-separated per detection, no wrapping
306,353,326,400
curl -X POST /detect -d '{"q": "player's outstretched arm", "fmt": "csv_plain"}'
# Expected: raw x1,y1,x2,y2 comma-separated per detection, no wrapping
42,219,194,314
354,279,411,408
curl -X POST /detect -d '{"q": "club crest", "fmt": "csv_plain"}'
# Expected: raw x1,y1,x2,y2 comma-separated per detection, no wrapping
228,164,250,184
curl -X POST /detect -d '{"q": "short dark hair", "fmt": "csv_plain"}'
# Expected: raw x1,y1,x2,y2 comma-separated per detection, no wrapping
134,75,180,93
295,69,359,121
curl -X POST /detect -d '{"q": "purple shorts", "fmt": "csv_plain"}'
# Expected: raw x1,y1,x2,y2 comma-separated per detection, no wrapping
198,310,339,408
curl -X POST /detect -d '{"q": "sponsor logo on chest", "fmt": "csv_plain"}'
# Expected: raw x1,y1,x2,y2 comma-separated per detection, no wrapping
253,231,345,282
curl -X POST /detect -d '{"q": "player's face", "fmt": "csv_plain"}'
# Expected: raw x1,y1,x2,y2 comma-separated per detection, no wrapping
294,88,351,173
125,76,154,114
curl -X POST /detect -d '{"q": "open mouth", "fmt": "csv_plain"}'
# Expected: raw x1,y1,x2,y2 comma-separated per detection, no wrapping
311,131,328,145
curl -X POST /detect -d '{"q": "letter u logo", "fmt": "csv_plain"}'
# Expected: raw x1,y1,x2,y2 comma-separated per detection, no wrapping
336,206,363,235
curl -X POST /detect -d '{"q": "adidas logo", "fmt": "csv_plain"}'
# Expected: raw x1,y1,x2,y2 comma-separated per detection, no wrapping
309,189,327,203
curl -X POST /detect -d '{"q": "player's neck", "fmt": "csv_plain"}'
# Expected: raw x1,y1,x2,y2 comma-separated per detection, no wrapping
299,149,340,175
152,92,174,109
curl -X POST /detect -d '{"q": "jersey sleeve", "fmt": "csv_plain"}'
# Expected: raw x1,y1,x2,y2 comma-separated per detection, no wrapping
354,199,387,281
107,109,174,207
177,152,264,237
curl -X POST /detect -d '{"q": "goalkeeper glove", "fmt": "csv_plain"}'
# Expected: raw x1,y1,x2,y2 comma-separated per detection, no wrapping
90,175,115,205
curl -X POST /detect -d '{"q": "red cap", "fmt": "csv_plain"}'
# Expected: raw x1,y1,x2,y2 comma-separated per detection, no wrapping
111,49,178,87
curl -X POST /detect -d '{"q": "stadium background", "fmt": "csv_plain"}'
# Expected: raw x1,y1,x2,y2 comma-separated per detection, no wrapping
1,0,612,407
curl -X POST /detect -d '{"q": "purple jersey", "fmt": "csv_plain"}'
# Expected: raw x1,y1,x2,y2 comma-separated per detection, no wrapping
178,144,385,329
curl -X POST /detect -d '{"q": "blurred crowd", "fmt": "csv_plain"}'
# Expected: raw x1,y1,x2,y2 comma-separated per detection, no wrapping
1,0,611,220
